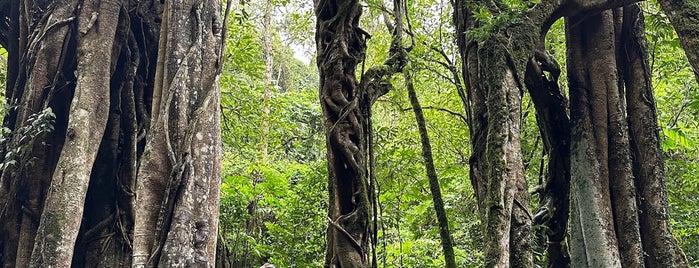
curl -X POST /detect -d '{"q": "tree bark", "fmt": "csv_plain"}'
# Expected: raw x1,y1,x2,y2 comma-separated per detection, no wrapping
563,6,690,267
404,68,457,268
620,4,690,267
0,0,225,266
452,0,689,267
315,0,372,266
525,44,571,268
566,10,625,267
132,0,223,266
656,0,699,82
453,1,535,266
29,0,120,265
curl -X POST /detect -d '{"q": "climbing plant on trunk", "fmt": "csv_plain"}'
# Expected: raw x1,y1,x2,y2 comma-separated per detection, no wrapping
453,0,689,266
0,0,226,266
315,0,408,265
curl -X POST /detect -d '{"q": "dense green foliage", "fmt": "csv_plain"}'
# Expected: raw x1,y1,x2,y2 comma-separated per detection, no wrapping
215,0,698,266
0,0,695,266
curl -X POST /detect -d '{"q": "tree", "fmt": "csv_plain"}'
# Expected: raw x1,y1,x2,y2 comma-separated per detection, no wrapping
404,67,457,268
315,0,374,265
0,0,226,266
315,0,409,265
453,0,689,266
656,0,699,82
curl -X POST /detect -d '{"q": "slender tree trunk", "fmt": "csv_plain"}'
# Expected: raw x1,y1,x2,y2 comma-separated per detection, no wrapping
261,0,273,161
525,45,571,267
0,0,225,266
404,68,457,268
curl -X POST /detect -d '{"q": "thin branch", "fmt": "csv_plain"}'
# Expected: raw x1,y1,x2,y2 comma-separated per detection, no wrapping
402,106,468,125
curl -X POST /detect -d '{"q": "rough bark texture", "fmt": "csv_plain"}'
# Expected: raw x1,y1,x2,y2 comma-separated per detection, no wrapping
453,1,537,266
132,0,223,266
563,5,689,267
620,4,690,267
607,10,645,268
404,69,456,268
566,11,624,267
451,0,688,266
0,0,224,267
525,45,571,268
316,0,410,265
656,0,699,82
315,0,372,266
29,0,120,265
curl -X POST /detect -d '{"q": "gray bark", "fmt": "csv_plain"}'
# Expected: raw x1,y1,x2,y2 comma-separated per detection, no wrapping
133,0,223,266
621,4,690,267
0,0,225,267
29,0,120,265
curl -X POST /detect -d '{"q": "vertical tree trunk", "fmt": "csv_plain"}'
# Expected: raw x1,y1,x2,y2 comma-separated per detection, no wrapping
525,45,571,267
656,0,699,82
29,0,120,265
620,4,690,267
261,0,273,161
566,10,625,267
563,7,679,267
0,0,225,266
132,0,223,266
404,68,457,268
452,2,535,266
315,0,372,266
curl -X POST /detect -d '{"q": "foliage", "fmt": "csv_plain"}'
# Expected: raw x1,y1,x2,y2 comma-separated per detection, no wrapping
0,108,55,172
644,1,699,265
214,0,699,266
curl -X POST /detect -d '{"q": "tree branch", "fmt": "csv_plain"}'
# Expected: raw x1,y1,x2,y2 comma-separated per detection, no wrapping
402,106,468,125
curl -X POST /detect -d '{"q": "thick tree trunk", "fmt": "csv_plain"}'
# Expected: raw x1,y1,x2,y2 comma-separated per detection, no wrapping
29,0,120,265
404,68,457,268
315,0,372,266
620,4,690,267
0,0,225,267
566,10,630,267
564,5,687,267
461,31,533,268
132,0,223,266
453,2,535,267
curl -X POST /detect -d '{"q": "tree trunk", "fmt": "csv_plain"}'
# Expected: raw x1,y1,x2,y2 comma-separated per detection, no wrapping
620,4,690,267
315,0,372,266
452,0,688,266
0,0,225,267
656,0,699,82
525,43,571,268
565,5,688,267
453,1,535,266
404,68,457,268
